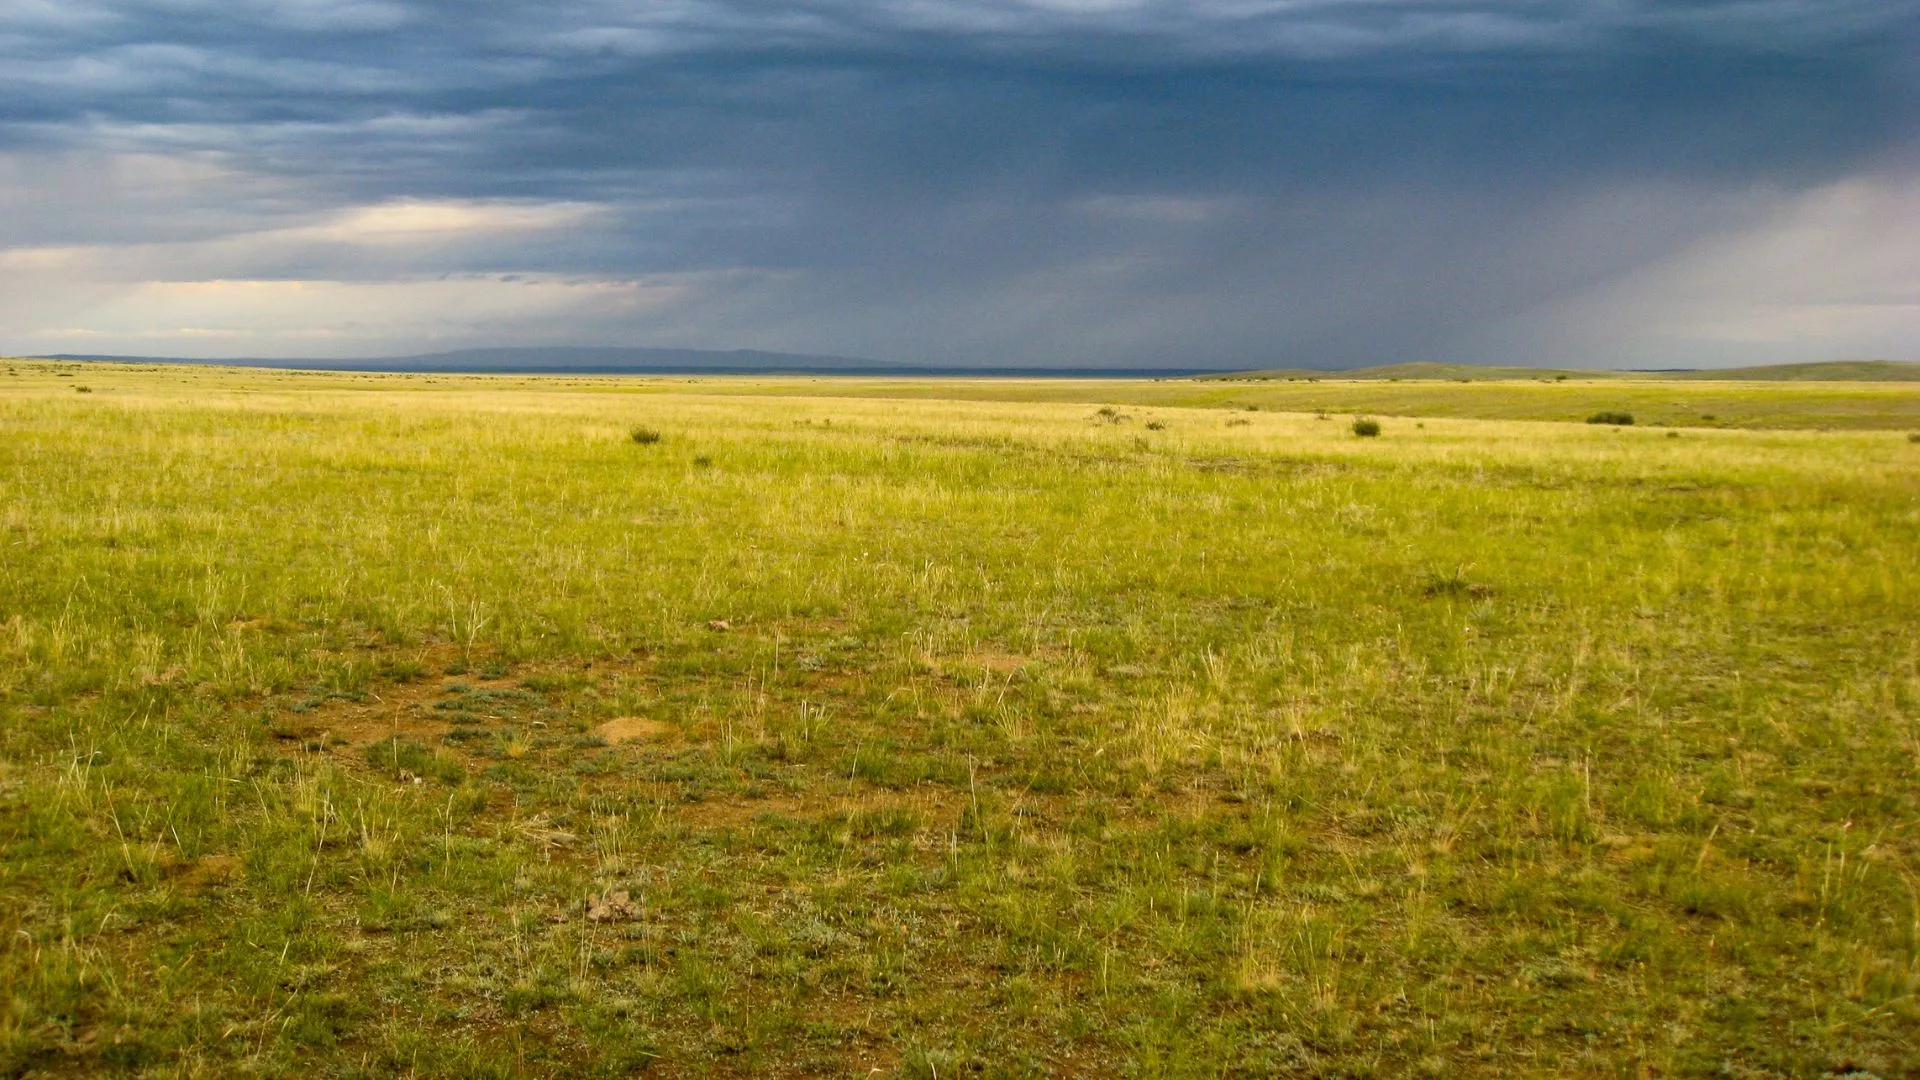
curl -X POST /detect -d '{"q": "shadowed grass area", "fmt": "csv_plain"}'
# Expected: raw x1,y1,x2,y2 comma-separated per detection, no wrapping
2,363,1918,1076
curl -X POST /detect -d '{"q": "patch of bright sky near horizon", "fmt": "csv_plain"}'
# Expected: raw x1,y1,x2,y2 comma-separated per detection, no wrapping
0,0,1916,367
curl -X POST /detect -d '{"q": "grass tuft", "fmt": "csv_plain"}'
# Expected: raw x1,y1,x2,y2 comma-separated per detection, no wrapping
365,735,466,784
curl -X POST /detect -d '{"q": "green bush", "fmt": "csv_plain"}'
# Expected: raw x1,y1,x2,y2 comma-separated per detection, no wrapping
630,426,662,445
1351,418,1381,437
1587,411,1635,426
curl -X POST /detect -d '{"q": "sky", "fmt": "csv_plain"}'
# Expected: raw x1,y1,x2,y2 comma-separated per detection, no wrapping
1,1,1917,369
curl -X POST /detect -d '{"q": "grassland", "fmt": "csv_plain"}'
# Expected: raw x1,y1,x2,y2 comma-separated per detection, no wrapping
693,375,1920,431
3,360,1919,1077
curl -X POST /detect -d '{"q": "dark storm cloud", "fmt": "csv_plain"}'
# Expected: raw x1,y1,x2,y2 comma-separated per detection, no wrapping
2,1,1917,364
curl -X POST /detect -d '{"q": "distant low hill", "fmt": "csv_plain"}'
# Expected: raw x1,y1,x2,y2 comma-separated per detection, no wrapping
1664,360,1920,382
1202,362,1616,382
38,346,900,374
1206,359,1920,382
29,347,1221,377
390,347,907,372
25,351,1920,382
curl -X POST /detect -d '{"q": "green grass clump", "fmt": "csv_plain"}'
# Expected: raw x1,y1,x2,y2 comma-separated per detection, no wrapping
1351,416,1381,437
629,425,662,444
365,736,465,784
1587,410,1635,425
1,363,1917,1076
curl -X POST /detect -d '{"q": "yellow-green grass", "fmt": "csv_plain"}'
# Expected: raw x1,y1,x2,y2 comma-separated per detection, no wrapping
108,362,1899,431
3,362,1918,1076
15,357,1920,431
689,374,1920,430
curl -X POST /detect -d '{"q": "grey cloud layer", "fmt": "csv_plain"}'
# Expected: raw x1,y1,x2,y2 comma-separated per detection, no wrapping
2,1,1916,364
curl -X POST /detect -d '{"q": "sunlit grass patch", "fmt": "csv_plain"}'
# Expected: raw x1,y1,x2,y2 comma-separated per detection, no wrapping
1,364,1917,1075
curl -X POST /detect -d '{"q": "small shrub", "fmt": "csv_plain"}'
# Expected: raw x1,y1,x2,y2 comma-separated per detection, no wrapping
1587,411,1634,426
1145,421,1166,431
1907,432,1920,444
1351,418,1381,438
74,385,92,394
630,427,662,445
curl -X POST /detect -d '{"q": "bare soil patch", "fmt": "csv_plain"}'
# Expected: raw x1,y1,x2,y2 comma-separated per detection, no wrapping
594,715,670,744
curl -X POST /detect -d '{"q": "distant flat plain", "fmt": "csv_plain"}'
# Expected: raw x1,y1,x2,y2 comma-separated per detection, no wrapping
695,374,1920,430
3,359,1917,1076
26,356,1920,429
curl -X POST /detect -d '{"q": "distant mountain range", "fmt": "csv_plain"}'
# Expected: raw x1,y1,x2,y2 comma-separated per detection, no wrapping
42,346,901,373
33,346,1220,377
24,350,1920,381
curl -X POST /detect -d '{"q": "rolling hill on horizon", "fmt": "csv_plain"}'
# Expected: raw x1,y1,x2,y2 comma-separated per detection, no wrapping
1664,360,1920,381
36,346,899,373
1205,359,1920,382
30,346,1230,377
22,351,1920,382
